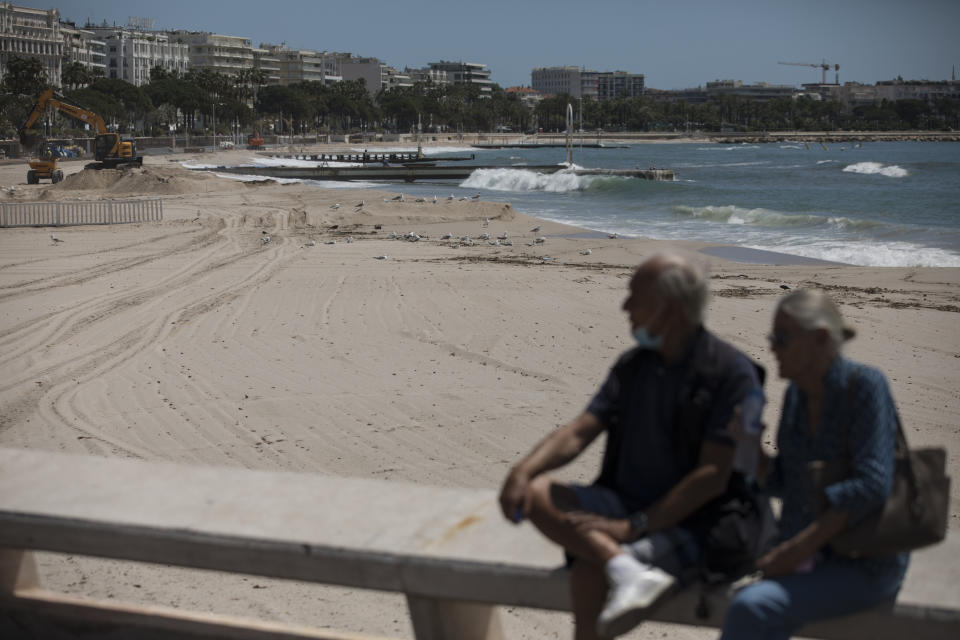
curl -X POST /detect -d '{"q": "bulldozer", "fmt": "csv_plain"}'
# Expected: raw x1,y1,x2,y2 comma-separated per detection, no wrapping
18,89,143,183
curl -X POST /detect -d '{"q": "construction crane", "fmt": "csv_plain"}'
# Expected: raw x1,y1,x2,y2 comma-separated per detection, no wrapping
778,60,840,85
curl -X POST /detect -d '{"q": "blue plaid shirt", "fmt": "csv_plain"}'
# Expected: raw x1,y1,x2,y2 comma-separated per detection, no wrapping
767,356,909,572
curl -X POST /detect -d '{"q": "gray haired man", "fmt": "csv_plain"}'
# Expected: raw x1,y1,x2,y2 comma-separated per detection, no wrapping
499,253,762,638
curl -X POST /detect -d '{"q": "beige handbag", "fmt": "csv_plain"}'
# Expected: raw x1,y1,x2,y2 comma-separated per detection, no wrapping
808,371,950,558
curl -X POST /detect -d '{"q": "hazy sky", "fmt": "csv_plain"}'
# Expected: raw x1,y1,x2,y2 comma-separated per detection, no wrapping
50,0,960,90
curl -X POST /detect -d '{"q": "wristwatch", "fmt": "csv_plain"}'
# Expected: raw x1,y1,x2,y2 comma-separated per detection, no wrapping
628,511,649,539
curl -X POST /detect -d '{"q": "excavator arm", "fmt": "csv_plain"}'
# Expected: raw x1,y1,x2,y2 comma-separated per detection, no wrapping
19,89,108,143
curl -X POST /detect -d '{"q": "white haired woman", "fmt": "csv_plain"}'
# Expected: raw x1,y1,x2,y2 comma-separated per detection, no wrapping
721,289,909,639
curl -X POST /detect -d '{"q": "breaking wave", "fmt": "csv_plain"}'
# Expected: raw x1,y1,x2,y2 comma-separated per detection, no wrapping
673,205,883,230
842,162,908,177
461,168,597,192
754,242,960,268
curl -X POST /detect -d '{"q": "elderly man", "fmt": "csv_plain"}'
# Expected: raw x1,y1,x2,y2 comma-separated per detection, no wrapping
499,253,763,639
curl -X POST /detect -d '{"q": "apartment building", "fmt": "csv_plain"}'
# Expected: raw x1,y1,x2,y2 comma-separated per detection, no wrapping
339,55,386,94
428,60,492,96
531,65,582,97
597,71,645,100
60,22,105,76
531,66,642,101
259,44,342,86
0,2,63,87
405,66,448,86
86,25,189,85
174,31,254,77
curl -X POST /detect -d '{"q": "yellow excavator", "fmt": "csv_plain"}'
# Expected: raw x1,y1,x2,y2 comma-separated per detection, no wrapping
18,88,143,183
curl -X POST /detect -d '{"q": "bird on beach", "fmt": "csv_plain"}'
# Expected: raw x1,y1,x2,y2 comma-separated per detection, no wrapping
471,193,481,199
347,236,354,243
415,197,426,203
355,200,364,208
432,195,438,203
391,194,404,202
304,240,316,247
478,232,490,240
331,203,341,210
447,194,455,201
261,236,271,245
608,233,618,239
535,236,546,244
441,233,452,240
374,254,388,260
530,226,541,233
497,231,508,240
458,196,469,201
50,234,64,243
581,249,592,255
482,218,490,227
383,198,390,203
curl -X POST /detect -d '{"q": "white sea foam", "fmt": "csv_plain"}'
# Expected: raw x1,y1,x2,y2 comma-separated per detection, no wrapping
842,161,908,178
816,160,838,165
213,173,383,189
181,163,221,169
214,173,303,184
751,241,960,268
779,144,805,150
461,168,593,192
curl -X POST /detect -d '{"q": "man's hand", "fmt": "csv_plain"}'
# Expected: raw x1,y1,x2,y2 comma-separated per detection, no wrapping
565,511,633,542
756,539,813,578
498,468,531,524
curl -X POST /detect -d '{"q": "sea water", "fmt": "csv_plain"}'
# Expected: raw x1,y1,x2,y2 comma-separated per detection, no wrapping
232,141,960,267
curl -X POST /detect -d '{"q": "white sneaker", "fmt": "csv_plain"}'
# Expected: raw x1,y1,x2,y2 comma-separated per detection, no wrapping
596,566,676,638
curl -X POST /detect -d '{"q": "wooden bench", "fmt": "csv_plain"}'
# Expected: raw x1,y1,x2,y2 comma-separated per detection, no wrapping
1,447,957,639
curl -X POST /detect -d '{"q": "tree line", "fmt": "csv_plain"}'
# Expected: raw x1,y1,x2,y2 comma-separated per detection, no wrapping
2,54,958,140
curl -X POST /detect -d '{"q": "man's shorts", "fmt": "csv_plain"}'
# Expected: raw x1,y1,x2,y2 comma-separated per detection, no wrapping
571,483,700,578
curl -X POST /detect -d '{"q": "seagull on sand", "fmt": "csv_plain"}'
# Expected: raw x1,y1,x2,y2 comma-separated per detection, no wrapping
497,231,508,240
415,197,426,203
580,249,592,255
355,200,364,208
50,234,64,243
347,236,354,243
471,192,481,199
304,240,316,247
447,194,455,201
261,236,271,245
458,196,469,201
331,203,341,210
374,254,388,260
432,195,438,203
391,194,404,202
530,226,541,233
441,232,452,240
608,232,618,239
535,236,546,244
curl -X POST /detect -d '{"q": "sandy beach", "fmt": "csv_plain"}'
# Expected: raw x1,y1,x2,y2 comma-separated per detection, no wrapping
1,146,958,639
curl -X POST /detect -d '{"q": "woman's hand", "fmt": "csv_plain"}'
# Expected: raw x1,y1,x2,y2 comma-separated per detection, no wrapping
757,539,814,578
564,511,633,542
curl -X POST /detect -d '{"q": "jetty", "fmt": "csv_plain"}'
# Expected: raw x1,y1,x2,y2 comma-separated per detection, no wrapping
196,164,674,182
472,142,630,149
257,151,476,163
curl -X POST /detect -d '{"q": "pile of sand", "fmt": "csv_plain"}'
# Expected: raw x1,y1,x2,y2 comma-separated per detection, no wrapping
45,165,229,197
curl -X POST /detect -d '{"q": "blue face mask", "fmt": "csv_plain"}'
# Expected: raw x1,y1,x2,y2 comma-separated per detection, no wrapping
632,326,663,350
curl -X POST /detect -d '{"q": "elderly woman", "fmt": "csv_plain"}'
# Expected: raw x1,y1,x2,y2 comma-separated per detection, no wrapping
721,289,909,639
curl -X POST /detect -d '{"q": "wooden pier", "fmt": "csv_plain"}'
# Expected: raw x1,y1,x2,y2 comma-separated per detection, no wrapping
198,164,674,182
